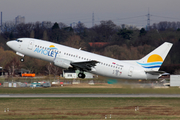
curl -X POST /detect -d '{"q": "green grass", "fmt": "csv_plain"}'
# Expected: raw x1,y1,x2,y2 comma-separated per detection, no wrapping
0,98,180,119
0,87,180,94
1,85,180,119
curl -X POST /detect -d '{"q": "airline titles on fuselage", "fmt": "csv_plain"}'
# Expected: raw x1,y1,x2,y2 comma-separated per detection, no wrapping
34,45,59,58
33,44,124,73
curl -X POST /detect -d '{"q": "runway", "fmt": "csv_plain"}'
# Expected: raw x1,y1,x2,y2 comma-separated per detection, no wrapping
1,94,180,98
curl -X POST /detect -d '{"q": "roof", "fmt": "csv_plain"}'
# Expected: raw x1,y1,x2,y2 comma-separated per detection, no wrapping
89,42,109,47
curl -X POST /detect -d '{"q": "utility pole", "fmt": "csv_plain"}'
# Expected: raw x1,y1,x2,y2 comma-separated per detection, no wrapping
92,12,94,27
146,8,151,30
0,12,2,33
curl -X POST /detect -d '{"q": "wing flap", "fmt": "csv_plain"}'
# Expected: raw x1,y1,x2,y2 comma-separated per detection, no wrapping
70,60,99,71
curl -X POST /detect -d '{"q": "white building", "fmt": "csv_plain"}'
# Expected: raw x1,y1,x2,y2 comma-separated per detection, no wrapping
63,70,94,79
63,70,77,79
15,15,25,24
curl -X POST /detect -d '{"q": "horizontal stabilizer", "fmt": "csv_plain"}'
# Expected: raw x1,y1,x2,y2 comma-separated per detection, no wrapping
145,71,165,75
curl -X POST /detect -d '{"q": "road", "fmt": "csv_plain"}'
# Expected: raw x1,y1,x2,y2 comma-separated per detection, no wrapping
1,94,180,98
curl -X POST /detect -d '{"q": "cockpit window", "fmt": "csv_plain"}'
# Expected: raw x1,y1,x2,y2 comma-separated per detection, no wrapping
16,39,22,42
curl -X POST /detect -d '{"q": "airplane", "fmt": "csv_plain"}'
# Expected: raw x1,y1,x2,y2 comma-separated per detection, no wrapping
6,38,172,79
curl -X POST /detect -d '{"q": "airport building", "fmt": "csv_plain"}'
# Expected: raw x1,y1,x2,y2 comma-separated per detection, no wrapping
63,70,94,79
170,75,180,87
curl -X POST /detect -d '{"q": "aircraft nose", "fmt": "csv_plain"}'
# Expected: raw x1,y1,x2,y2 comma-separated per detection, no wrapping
6,41,12,47
6,41,15,48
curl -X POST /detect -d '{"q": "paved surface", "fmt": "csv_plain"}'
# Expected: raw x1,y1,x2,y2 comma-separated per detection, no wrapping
1,94,180,98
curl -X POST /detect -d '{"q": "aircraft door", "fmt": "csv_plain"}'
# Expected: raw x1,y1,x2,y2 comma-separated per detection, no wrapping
18,43,21,49
128,66,134,77
18,40,22,49
28,40,34,50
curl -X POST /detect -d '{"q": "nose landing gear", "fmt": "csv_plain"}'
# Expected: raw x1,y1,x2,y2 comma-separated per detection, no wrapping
20,58,24,62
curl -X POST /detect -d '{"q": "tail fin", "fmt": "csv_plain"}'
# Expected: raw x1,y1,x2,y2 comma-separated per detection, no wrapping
137,42,173,71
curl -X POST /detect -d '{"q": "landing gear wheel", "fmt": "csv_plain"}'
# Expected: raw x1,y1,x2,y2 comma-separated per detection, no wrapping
78,73,86,79
20,58,24,62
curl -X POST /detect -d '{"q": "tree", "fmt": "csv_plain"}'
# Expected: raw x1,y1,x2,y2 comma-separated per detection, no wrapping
63,35,88,50
59,22,68,29
2,21,16,39
117,28,133,40
5,57,20,76
51,22,61,42
73,22,87,38
33,22,44,39
52,22,60,30
30,30,35,38
91,20,117,42
42,30,48,40
139,28,147,37
15,23,34,38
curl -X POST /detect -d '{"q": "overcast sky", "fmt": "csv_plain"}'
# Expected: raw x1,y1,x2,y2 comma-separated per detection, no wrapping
1,0,180,28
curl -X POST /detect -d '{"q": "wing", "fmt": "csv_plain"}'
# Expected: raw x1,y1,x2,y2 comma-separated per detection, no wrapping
70,60,100,71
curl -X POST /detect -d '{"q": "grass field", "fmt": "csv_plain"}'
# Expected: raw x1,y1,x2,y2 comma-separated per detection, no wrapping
1,98,180,119
1,84,180,119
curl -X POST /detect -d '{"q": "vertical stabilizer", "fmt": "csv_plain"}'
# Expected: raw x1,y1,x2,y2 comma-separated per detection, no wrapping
137,42,173,71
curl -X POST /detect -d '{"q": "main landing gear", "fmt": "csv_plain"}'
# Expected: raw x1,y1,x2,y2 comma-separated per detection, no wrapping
78,72,86,79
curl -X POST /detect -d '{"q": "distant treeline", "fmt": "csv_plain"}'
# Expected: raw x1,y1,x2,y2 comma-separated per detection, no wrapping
1,20,180,75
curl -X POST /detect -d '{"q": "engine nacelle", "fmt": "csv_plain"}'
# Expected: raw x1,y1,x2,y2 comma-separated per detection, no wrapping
54,57,72,69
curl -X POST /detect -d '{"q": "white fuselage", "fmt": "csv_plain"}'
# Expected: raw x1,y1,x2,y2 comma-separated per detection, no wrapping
7,38,159,80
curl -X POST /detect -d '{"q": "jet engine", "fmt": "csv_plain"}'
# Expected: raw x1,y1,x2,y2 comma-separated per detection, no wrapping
54,57,72,69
